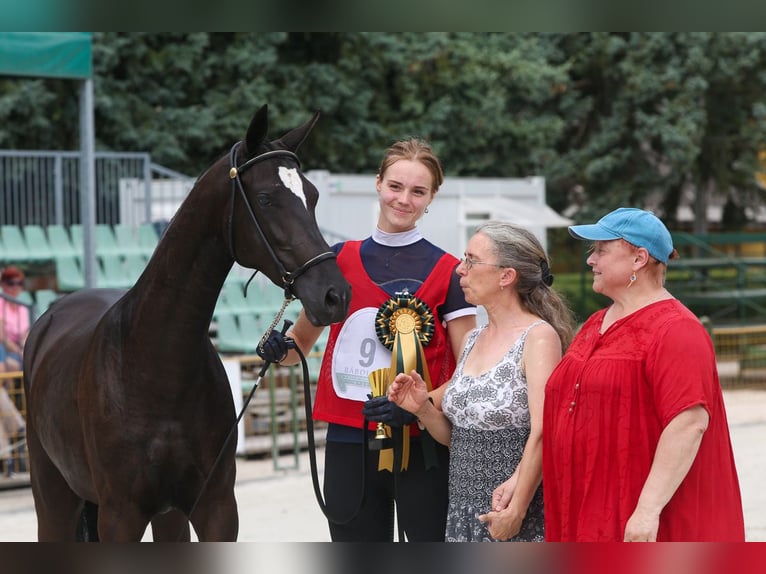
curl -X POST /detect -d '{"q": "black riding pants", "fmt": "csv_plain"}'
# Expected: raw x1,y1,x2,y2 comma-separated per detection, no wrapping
322,435,450,542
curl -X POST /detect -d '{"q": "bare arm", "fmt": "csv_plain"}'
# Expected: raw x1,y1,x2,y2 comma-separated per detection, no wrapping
388,370,453,446
277,309,325,366
623,404,709,542
446,314,476,362
479,323,562,540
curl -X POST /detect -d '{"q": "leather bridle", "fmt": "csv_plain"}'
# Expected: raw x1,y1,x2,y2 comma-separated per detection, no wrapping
226,141,336,299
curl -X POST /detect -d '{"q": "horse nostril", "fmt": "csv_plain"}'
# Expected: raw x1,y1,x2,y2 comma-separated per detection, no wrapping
325,288,340,307
326,287,349,313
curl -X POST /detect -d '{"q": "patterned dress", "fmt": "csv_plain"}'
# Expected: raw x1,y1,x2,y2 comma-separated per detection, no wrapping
442,322,545,542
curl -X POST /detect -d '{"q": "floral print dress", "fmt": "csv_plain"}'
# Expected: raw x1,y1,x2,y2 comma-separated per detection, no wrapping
441,322,545,542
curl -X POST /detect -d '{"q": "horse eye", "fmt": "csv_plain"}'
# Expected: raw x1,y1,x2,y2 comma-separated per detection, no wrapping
254,192,274,207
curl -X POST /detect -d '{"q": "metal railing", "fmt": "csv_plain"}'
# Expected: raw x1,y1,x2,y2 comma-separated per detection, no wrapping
712,324,766,388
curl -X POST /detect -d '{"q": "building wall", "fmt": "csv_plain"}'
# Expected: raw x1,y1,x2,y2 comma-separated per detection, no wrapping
306,170,565,256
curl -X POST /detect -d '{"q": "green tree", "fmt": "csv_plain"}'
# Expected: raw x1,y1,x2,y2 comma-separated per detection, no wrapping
544,32,766,231
3,32,766,233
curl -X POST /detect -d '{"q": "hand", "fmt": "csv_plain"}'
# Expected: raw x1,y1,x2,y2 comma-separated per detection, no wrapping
388,371,431,415
256,329,295,364
491,474,518,512
361,395,417,427
623,507,659,542
478,506,524,541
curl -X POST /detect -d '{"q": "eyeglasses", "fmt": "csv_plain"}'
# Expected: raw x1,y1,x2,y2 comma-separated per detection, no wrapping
459,256,504,271
3,280,23,286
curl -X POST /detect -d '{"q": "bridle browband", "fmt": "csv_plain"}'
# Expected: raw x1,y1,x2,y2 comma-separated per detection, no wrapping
227,141,336,299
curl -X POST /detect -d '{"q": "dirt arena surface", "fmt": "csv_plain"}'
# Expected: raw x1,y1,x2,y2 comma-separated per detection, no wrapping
1,388,764,542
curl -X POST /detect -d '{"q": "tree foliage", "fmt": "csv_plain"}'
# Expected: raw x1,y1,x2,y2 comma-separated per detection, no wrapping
2,32,766,230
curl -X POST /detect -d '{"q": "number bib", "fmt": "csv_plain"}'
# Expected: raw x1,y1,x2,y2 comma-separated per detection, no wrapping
331,307,392,402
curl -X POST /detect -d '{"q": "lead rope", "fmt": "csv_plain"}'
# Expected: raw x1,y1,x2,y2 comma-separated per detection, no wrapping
182,300,366,540
182,301,293,541
292,343,369,526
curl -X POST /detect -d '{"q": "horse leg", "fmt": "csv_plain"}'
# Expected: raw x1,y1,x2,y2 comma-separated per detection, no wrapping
95,501,151,541
77,501,100,541
150,509,191,542
188,489,239,541
27,431,86,541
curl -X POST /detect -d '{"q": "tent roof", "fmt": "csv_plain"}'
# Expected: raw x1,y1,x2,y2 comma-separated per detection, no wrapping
0,32,92,79
461,196,573,228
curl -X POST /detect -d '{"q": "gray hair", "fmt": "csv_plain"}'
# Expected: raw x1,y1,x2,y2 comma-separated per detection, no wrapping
476,220,576,349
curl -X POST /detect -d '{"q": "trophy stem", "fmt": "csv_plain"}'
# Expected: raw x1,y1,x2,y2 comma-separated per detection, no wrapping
375,423,387,440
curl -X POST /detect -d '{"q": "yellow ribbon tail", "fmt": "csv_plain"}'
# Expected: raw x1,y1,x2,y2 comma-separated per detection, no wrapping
377,425,410,472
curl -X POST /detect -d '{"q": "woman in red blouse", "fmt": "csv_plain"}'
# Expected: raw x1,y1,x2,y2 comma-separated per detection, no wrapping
543,207,745,542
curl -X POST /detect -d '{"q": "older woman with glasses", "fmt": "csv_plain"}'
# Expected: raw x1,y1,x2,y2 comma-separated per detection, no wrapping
388,221,575,541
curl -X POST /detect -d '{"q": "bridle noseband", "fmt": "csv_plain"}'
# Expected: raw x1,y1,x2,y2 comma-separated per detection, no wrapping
227,141,336,299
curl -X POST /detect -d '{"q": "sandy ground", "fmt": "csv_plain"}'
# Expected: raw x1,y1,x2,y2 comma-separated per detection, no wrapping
0,388,764,542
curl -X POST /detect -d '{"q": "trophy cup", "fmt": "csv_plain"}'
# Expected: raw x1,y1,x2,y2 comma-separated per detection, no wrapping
367,368,392,450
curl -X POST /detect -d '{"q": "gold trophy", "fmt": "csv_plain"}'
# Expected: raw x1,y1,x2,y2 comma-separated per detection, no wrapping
368,367,392,449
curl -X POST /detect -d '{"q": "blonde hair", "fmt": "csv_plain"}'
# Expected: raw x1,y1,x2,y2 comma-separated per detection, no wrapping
377,138,444,192
477,221,576,350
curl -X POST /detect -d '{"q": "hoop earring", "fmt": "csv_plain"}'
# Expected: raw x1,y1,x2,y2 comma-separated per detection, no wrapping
424,207,429,214
627,273,637,288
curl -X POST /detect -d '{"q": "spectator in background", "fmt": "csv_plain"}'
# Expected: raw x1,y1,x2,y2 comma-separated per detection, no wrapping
0,265,28,476
0,266,30,372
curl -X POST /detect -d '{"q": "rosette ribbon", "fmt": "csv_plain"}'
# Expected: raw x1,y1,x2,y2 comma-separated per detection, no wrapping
367,293,435,472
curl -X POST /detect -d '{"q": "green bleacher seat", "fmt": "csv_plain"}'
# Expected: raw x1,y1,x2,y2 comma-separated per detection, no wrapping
137,223,159,257
22,225,54,262
55,255,85,291
255,284,293,318
222,282,253,315
113,224,145,257
0,225,31,262
99,254,131,289
69,224,84,251
214,292,234,318
95,224,121,256
123,253,148,284
237,313,264,353
46,225,79,258
215,314,247,353
33,289,59,319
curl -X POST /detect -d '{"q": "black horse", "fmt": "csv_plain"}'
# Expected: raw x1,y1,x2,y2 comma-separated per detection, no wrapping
22,105,351,541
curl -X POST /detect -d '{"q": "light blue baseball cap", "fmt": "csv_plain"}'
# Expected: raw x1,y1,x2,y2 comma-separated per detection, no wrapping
568,207,674,263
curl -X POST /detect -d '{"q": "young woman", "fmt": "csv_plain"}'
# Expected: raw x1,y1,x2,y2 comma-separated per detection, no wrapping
259,138,476,541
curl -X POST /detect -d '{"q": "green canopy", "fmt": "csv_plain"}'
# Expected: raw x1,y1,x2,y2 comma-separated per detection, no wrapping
0,32,92,79
0,32,97,287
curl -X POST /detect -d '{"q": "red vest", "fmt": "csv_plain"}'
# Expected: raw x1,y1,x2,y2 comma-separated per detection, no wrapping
313,241,458,430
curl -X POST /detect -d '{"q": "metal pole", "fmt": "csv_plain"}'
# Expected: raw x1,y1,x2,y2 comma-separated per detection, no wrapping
79,78,96,288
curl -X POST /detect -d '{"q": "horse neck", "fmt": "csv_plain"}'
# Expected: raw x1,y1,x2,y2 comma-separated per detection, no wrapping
126,179,233,337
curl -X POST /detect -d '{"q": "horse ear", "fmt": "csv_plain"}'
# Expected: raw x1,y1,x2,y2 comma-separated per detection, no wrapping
276,109,321,152
244,104,269,154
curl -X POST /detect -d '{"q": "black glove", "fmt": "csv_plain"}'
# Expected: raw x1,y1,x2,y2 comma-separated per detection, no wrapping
362,395,417,427
256,329,295,364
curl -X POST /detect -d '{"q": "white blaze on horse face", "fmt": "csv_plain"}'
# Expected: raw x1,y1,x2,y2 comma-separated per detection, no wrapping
279,167,307,209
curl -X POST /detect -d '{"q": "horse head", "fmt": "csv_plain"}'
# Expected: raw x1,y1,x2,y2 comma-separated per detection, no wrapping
227,105,350,326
